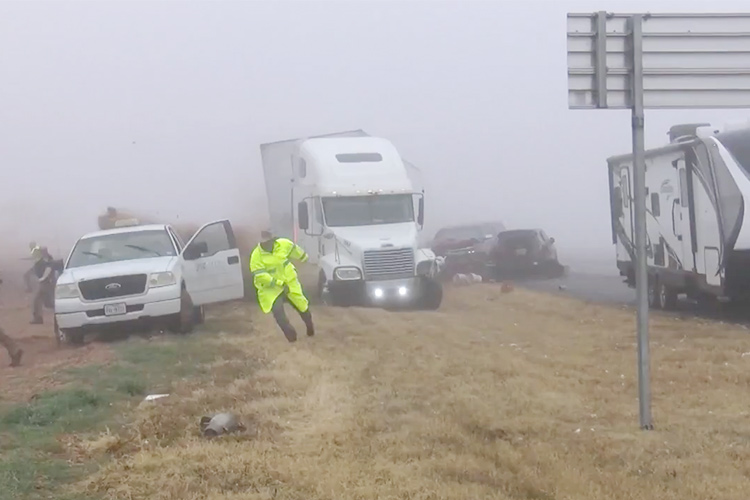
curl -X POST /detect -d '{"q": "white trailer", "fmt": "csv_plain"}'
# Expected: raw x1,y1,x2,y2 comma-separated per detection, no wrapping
259,130,443,309
608,122,750,309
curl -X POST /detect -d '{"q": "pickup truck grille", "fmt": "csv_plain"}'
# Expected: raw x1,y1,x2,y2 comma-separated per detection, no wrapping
78,274,148,301
363,248,415,280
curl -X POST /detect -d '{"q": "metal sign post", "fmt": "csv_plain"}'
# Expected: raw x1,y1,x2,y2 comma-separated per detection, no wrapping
567,12,750,430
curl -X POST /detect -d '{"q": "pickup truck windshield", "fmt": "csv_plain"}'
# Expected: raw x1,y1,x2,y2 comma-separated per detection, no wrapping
67,229,177,269
322,194,414,227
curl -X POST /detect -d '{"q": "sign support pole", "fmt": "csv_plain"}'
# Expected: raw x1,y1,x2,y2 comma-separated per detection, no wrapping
568,11,750,429
628,14,653,430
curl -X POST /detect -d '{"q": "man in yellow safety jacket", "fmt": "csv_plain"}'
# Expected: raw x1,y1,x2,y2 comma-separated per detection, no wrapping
249,230,315,342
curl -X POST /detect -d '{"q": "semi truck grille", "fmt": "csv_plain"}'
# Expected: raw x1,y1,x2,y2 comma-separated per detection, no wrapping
363,248,415,280
78,274,148,301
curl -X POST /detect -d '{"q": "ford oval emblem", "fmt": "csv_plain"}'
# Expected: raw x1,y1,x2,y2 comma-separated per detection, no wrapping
105,282,122,290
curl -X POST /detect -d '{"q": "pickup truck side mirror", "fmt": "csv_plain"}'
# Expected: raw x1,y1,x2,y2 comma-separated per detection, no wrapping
298,201,309,231
184,241,208,260
417,198,425,227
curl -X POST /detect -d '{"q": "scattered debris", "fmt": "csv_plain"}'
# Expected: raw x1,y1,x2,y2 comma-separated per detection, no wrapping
143,393,169,402
200,412,246,438
452,273,483,286
500,282,514,293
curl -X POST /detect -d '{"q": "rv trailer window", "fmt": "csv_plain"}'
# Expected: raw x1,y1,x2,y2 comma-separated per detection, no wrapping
335,153,383,163
717,129,750,178
650,193,661,217
298,158,307,178
621,175,630,208
679,169,688,208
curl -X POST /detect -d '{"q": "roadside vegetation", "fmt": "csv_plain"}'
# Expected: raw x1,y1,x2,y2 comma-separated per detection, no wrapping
3,288,750,499
0,310,251,500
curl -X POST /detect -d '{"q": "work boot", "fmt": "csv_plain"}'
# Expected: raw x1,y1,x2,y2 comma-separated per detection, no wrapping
10,349,23,368
300,310,315,337
282,325,298,343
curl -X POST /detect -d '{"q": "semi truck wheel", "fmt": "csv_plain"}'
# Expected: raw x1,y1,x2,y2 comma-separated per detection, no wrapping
319,273,357,307
418,276,443,310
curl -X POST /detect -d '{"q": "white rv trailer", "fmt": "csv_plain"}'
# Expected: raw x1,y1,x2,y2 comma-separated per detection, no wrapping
608,122,750,309
259,130,442,309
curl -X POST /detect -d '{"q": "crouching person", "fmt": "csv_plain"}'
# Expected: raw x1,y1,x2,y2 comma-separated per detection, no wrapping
249,230,314,342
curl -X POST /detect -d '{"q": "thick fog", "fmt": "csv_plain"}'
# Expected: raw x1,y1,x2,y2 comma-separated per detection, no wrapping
2,0,749,264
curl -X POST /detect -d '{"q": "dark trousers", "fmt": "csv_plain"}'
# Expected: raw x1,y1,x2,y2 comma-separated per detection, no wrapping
23,267,35,292
32,280,54,322
0,326,22,366
271,294,314,342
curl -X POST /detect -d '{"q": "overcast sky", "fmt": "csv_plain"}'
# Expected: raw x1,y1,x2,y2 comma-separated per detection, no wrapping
2,0,749,259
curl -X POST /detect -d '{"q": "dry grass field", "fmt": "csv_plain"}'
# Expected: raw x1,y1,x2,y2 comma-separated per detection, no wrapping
40,286,750,500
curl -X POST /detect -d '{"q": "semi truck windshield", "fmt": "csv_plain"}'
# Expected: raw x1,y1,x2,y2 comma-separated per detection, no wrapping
323,194,414,227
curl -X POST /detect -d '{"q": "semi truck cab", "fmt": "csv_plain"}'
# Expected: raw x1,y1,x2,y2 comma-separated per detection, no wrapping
261,132,442,309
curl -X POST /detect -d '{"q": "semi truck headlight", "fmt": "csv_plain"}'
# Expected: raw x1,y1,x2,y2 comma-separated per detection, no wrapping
373,288,384,298
416,260,435,276
398,286,408,297
55,283,80,300
149,272,176,288
334,267,362,281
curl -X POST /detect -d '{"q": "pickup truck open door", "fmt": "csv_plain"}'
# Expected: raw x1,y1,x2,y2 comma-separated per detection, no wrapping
181,220,245,305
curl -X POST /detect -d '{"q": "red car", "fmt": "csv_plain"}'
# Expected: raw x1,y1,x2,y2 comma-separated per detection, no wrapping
431,222,506,257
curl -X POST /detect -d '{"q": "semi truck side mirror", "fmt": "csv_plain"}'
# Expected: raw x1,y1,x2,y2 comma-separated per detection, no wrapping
297,201,309,231
417,198,425,227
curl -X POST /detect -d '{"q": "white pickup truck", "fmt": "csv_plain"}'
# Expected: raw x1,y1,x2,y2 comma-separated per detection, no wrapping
53,219,245,345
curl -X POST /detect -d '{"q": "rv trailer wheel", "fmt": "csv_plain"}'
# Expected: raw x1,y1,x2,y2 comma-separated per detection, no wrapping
658,283,678,311
647,278,660,310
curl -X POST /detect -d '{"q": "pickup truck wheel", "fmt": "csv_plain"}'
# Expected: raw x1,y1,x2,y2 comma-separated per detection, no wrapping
55,321,85,347
169,288,195,334
193,306,205,325
418,276,443,310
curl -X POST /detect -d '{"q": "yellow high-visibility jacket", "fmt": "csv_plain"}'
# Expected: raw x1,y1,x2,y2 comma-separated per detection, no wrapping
249,238,309,313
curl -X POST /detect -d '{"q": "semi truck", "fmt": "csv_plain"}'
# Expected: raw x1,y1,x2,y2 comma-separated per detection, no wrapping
607,121,750,309
259,129,443,309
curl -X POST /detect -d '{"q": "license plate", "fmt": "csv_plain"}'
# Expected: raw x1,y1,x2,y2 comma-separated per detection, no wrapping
104,303,127,316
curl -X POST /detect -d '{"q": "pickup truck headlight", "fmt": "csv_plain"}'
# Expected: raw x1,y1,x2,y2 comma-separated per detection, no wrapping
333,266,362,281
55,283,80,300
149,272,177,288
